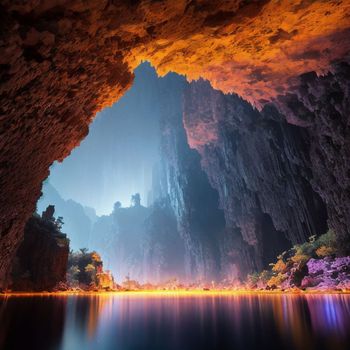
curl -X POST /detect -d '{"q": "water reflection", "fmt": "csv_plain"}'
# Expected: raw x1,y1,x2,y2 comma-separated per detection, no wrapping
0,294,349,350
0,295,66,349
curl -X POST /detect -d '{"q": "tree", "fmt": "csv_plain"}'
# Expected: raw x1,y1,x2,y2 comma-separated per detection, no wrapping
67,265,80,285
85,264,96,283
79,248,89,255
114,201,122,211
131,193,141,207
55,216,64,231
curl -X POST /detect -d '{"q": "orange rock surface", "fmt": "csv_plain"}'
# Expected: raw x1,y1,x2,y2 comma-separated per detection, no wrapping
130,0,350,106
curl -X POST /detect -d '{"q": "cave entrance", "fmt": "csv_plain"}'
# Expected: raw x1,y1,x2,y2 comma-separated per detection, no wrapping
18,62,329,291
34,62,190,286
31,60,231,288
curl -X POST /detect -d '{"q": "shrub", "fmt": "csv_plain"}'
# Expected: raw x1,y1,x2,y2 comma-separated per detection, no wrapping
259,270,273,283
267,273,287,288
67,248,103,286
246,272,259,287
291,253,310,264
291,239,313,261
315,245,336,257
315,230,337,250
271,258,287,273
67,265,80,285
246,230,340,288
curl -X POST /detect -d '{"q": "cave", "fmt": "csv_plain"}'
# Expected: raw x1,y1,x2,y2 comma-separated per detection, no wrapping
1,1,350,350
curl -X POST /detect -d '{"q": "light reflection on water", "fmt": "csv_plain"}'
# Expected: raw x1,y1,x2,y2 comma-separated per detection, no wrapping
0,294,349,350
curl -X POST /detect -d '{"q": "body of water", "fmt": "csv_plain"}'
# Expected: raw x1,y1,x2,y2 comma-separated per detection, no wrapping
0,293,349,350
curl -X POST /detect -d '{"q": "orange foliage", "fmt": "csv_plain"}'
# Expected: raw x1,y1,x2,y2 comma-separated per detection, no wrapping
272,259,287,273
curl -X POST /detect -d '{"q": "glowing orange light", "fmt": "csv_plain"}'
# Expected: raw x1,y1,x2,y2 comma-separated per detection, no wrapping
1,289,349,298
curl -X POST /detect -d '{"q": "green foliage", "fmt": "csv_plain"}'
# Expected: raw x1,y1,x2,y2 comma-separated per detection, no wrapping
290,231,337,264
131,193,141,207
67,248,103,287
316,245,336,257
91,252,102,263
67,265,80,286
316,230,337,250
85,263,96,273
247,270,273,288
55,216,64,231
251,230,339,289
79,248,89,255
315,230,337,257
267,273,287,288
85,264,96,281
259,270,273,283
291,240,313,264
247,272,259,287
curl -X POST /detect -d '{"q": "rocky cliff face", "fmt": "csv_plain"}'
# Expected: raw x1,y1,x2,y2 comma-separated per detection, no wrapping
89,199,185,284
156,110,225,281
182,61,350,266
183,80,329,269
37,182,96,251
150,72,258,281
143,198,186,283
276,61,350,254
11,213,69,291
148,63,350,279
88,70,256,283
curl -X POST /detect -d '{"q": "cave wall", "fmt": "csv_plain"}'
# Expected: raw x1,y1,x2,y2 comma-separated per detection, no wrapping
0,1,133,288
1,0,350,287
276,62,350,254
151,72,257,281
183,80,328,256
183,61,350,262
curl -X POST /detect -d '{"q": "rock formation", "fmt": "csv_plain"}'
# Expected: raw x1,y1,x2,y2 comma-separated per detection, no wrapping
302,257,350,290
90,196,185,284
183,79,329,268
149,71,256,281
155,97,226,281
11,208,69,291
276,62,350,254
1,0,350,287
67,249,115,290
37,182,97,251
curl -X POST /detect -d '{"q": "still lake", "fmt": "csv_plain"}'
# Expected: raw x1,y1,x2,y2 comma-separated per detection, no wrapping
0,293,349,350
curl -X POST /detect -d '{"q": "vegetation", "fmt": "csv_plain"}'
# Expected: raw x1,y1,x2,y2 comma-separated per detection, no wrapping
67,248,104,289
290,231,337,263
131,193,141,207
247,230,340,289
